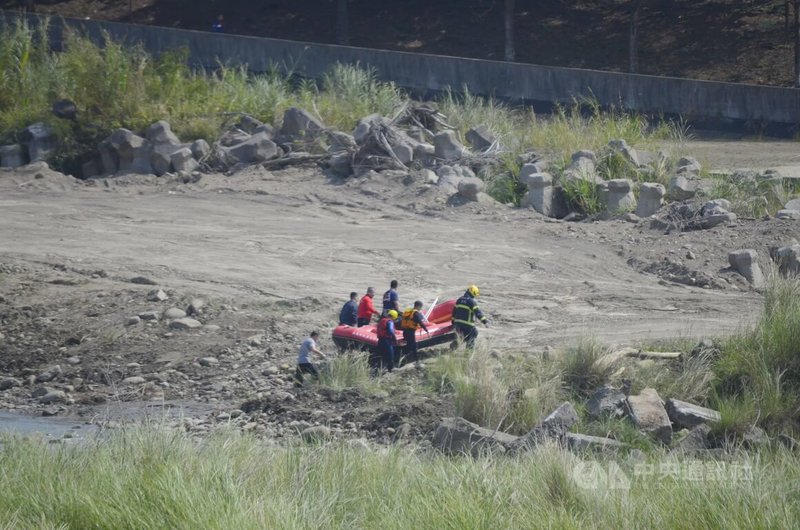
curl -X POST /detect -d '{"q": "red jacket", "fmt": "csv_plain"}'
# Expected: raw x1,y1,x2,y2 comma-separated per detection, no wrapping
357,294,379,320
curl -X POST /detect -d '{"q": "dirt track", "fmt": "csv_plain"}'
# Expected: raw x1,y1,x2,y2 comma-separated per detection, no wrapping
1,141,797,437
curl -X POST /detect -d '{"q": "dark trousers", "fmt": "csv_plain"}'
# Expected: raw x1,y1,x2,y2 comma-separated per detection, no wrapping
454,323,478,349
403,329,419,362
377,338,396,372
294,362,319,384
357,317,371,327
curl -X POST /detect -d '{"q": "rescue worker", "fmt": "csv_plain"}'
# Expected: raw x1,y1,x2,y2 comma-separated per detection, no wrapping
339,291,358,326
382,279,400,313
401,300,429,366
376,309,399,372
451,285,489,349
357,287,380,327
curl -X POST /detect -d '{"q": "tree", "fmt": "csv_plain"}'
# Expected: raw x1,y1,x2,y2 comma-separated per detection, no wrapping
505,0,515,61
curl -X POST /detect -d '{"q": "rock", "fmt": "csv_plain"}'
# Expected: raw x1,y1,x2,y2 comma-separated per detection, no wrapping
667,174,698,201
66,356,81,365
353,114,389,144
436,165,463,193
586,386,628,420
623,212,640,223
627,388,672,444
742,425,768,448
22,122,58,162
672,424,711,452
198,357,219,366
169,318,203,330
147,289,168,302
728,249,765,288
776,209,800,220
203,324,221,332
31,387,50,398
636,183,666,217
601,179,637,212
771,244,800,275
0,377,22,391
190,139,211,160
465,125,496,151
327,131,357,153
219,129,251,147
432,417,519,456
301,425,332,442
38,390,66,404
171,148,199,174
694,212,737,229
520,172,556,217
328,151,353,177
434,130,466,160
566,432,628,452
572,150,597,163
235,115,264,134
702,199,731,214
35,366,62,383
138,311,159,321
515,401,578,449
164,307,187,319
665,399,721,429
126,316,141,326
52,99,78,120
262,366,279,376
145,120,181,146
227,132,279,164
392,142,414,164
98,140,118,174
608,139,640,166
0,144,26,168
457,177,485,201
563,154,600,184
280,107,325,139
247,335,263,347
122,376,146,385
784,198,800,210
130,276,157,285
677,156,701,174
149,146,173,176
187,299,205,316
109,128,151,174
81,159,101,179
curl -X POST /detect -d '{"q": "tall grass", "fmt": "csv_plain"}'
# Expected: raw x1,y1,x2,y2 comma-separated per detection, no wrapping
0,428,798,528
714,275,800,432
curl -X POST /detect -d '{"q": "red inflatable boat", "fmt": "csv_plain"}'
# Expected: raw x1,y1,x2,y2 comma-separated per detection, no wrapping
332,299,457,354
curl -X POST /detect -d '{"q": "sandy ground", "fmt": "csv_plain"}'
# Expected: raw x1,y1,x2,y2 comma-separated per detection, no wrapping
0,140,797,439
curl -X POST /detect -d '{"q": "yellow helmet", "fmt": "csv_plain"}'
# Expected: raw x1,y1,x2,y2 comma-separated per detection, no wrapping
387,309,399,319
467,285,480,297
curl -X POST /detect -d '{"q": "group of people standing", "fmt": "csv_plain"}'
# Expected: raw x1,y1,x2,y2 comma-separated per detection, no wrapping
339,280,430,372
296,281,489,385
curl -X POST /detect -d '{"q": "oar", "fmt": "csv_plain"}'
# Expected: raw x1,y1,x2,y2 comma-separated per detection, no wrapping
424,297,439,320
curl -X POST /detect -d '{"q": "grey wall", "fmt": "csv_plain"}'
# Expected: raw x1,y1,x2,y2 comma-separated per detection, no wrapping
3,11,800,124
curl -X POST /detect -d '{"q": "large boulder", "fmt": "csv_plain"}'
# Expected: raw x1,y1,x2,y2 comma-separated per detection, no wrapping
171,147,199,174
785,198,800,211
563,152,601,184
728,249,765,288
98,140,119,174
145,120,181,146
0,144,26,168
457,177,485,201
520,172,558,217
607,139,640,167
226,132,279,164
776,209,800,220
280,107,325,139
22,122,58,162
665,399,720,430
436,165,463,194
566,433,628,452
771,244,800,275
586,385,628,420
432,417,519,456
636,182,665,217
190,139,211,160
434,130,466,160
627,388,672,444
110,128,151,174
353,114,389,145
676,156,701,175
465,125,496,151
667,174,699,200
601,179,637,213
515,401,578,448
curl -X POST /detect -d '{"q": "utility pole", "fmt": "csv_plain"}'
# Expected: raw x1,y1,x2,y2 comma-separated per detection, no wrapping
505,0,515,62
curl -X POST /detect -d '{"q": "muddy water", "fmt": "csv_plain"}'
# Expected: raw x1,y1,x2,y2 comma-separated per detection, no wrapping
0,411,98,442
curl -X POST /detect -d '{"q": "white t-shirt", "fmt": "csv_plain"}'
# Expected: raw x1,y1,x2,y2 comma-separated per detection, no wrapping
298,337,316,364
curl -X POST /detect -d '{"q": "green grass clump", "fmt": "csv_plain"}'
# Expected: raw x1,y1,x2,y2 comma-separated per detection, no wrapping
714,275,800,432
704,172,794,217
320,351,376,391
1,427,798,528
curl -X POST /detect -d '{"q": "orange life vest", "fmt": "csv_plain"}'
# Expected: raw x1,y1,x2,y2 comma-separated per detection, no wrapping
401,308,421,330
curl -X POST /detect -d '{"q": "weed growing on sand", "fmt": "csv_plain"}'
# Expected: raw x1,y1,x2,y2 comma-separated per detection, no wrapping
1,427,798,528
320,351,377,392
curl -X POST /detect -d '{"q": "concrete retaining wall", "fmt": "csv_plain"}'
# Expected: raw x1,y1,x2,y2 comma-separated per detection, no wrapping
3,11,800,124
